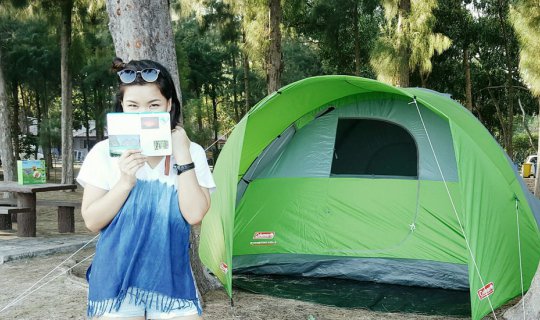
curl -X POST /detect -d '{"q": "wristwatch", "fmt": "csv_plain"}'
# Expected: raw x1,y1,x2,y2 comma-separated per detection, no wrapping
172,162,195,175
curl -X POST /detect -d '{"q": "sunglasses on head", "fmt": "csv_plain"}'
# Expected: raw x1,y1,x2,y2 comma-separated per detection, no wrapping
117,68,160,84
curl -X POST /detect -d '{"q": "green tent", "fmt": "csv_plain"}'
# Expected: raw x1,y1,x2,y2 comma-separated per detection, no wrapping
199,75,540,320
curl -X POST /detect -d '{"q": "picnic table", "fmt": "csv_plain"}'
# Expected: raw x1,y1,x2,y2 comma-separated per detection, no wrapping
0,181,77,237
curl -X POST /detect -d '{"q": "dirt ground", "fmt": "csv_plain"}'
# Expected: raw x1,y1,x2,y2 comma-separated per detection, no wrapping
0,166,514,319
0,249,478,320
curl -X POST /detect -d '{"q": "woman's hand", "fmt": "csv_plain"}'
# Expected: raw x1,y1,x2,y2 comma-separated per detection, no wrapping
118,150,147,188
171,125,192,163
82,149,146,232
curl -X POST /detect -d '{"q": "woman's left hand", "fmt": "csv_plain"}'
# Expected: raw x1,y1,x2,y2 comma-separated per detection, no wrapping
171,125,192,161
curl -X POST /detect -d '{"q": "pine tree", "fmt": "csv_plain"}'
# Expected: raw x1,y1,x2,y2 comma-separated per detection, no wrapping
510,1,540,97
370,0,451,87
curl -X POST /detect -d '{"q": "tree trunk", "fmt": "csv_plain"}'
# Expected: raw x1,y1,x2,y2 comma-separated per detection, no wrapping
0,48,16,181
503,263,540,320
517,98,535,150
60,0,74,185
34,91,41,158
210,87,219,163
534,98,540,197
211,89,219,159
94,90,105,142
104,0,215,298
82,86,91,152
497,0,514,159
11,81,20,160
189,224,219,299
105,0,183,121
420,73,428,88
267,0,283,94
353,0,361,76
488,87,509,149
242,30,250,113
40,90,53,181
463,47,473,111
397,0,411,87
473,103,485,123
213,101,218,144
20,87,29,135
205,95,211,126
195,89,203,132
232,53,239,122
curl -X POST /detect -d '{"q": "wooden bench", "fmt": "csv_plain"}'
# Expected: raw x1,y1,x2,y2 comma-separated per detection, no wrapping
0,206,31,230
37,200,81,233
0,198,81,233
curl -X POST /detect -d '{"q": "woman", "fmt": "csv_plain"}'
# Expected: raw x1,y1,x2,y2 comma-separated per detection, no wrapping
77,58,215,320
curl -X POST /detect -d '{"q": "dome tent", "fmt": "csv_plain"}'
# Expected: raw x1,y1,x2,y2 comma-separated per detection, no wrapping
199,75,540,320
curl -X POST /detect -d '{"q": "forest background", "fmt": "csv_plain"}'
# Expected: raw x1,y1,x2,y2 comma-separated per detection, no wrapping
1,1,540,317
0,0,539,183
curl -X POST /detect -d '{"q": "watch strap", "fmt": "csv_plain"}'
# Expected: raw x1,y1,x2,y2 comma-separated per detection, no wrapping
173,162,195,175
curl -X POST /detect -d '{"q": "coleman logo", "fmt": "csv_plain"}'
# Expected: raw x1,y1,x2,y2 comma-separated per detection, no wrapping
220,262,228,274
253,231,275,240
477,282,494,300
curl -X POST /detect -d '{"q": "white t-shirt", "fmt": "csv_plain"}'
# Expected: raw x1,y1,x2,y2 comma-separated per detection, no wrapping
76,139,216,192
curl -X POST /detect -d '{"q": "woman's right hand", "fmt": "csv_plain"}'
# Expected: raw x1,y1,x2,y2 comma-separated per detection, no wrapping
118,150,147,188
82,149,147,232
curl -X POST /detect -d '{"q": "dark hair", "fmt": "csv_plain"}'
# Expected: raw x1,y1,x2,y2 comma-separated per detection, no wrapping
112,57,181,129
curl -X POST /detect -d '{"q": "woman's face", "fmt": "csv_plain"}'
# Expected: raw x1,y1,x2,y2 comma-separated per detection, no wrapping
121,83,172,113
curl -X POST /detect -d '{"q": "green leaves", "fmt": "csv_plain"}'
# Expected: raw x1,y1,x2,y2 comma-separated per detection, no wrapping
510,1,540,96
283,0,381,76
371,0,451,86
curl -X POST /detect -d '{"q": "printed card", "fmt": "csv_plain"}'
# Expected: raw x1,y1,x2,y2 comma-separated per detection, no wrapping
107,112,172,157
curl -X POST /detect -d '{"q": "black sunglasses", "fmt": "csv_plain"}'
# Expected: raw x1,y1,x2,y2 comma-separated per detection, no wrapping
117,68,160,84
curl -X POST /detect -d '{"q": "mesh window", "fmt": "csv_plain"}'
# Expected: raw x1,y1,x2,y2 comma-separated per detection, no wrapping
331,119,418,177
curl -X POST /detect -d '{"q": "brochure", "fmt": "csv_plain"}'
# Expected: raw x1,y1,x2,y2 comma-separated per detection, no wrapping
107,112,172,157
